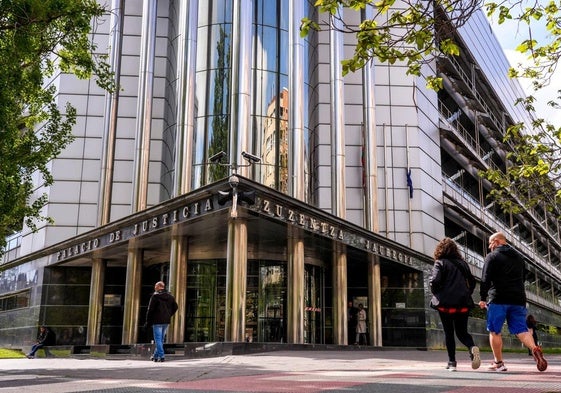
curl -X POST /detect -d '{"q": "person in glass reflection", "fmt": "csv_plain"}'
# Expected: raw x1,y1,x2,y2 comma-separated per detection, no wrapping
430,237,480,371
26,325,56,358
347,301,358,345
145,281,178,362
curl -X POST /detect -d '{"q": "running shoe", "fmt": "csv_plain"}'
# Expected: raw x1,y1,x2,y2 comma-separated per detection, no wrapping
470,346,481,369
446,361,457,371
488,361,507,372
532,346,547,372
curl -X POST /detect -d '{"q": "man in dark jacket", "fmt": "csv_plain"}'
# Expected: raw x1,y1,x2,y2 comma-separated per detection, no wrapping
146,281,178,362
26,325,56,358
478,232,547,372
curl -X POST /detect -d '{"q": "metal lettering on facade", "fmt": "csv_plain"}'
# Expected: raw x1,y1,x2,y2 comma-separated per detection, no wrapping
363,240,413,266
56,239,100,261
53,191,417,267
55,197,215,262
257,200,343,240
254,197,417,266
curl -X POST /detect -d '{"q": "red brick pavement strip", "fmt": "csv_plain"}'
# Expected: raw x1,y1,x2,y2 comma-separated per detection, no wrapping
449,389,552,393
159,366,561,393
163,372,365,392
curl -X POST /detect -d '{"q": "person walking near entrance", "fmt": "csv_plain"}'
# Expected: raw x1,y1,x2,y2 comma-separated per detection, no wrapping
145,281,178,362
478,232,547,372
355,303,367,345
430,237,480,371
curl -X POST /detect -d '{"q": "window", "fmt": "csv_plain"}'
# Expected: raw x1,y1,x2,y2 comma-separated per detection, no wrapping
0,290,30,312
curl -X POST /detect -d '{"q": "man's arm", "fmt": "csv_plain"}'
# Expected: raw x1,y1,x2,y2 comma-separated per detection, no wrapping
145,296,155,326
478,256,493,308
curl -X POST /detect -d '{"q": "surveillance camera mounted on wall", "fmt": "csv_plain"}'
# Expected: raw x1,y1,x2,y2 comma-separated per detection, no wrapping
241,151,261,164
209,151,227,163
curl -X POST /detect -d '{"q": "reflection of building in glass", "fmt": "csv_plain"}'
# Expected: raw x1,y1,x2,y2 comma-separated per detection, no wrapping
1,0,561,351
262,88,289,192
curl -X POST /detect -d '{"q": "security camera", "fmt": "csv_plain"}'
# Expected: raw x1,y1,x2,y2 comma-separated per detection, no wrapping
228,174,240,188
209,151,227,163
241,151,261,164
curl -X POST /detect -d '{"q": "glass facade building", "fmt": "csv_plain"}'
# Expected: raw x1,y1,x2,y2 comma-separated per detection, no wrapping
1,0,561,351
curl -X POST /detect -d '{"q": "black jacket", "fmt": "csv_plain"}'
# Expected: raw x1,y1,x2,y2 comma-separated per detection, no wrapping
37,328,56,345
480,244,526,305
430,258,476,308
145,290,178,326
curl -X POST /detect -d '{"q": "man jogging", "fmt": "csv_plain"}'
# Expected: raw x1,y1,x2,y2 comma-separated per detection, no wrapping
478,232,547,372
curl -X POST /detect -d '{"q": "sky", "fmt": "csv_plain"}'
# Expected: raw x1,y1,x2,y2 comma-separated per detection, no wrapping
489,15,561,128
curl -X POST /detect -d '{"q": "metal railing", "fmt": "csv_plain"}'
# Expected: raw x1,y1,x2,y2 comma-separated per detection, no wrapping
443,56,503,134
439,102,561,247
443,176,561,282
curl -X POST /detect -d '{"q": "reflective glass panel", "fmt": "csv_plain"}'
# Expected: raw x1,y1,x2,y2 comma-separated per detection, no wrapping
194,4,233,186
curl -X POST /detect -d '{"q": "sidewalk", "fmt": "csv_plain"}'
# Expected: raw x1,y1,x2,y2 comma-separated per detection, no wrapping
1,349,560,392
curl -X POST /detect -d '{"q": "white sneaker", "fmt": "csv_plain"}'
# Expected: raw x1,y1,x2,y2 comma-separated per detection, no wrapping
470,346,481,369
488,361,507,372
446,361,457,371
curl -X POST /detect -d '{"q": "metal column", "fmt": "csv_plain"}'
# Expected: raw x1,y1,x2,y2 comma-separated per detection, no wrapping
165,0,199,346
89,0,124,345
224,219,248,342
288,0,306,201
168,230,188,343
362,4,382,348
229,0,253,178
173,0,198,196
287,227,305,343
330,8,346,219
98,0,124,225
131,0,157,212
122,245,143,344
367,254,382,346
332,242,347,344
86,258,106,345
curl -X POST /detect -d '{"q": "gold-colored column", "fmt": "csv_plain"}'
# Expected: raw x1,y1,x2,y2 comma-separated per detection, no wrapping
332,242,347,345
367,254,382,346
168,232,188,343
288,0,306,201
131,0,157,212
224,219,248,342
287,227,305,343
86,258,105,345
122,245,142,344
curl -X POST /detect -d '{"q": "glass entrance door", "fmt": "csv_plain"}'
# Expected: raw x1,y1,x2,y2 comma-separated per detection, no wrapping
304,264,324,343
256,262,286,342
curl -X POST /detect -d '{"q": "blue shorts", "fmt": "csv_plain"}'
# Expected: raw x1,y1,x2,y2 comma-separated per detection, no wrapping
486,304,528,334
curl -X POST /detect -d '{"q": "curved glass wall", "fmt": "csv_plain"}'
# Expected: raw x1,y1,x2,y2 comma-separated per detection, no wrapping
190,0,310,194
251,0,289,191
193,1,233,186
